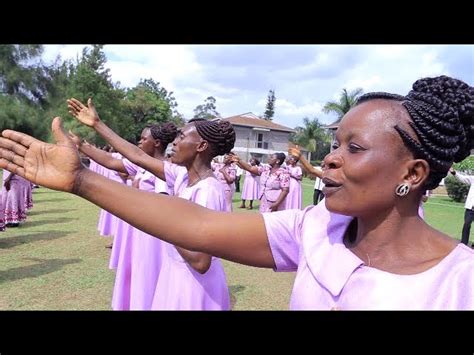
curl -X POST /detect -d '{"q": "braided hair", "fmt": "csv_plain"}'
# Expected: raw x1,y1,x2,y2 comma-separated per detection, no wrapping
356,75,474,190
150,122,178,147
188,118,236,157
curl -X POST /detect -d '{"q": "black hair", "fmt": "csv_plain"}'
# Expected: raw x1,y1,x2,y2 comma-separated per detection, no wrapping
356,75,474,190
274,152,286,166
188,118,236,157
150,122,178,146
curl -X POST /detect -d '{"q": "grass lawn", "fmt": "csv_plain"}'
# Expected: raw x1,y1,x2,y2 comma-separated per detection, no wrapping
0,175,470,310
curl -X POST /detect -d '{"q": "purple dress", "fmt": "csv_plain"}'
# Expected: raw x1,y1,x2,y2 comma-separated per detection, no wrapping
241,170,260,201
262,203,474,309
97,153,126,237
285,165,302,210
257,165,290,213
0,190,4,232
1,170,29,224
151,161,230,310
212,163,236,212
112,158,167,310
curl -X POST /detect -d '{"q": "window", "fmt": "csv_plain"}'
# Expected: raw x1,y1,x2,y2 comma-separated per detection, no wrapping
256,133,268,149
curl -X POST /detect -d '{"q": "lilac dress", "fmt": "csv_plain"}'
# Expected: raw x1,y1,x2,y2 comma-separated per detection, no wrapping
1,170,29,224
109,178,133,270
212,163,236,212
0,192,4,232
241,170,260,201
285,165,302,210
262,203,474,310
151,161,230,310
112,158,166,310
257,165,290,213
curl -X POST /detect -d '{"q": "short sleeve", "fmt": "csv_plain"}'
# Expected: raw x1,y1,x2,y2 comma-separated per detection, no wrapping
163,161,187,193
122,158,139,177
262,208,306,272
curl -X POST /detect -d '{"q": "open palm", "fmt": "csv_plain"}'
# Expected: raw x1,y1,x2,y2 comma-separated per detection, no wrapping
67,97,100,127
0,117,83,193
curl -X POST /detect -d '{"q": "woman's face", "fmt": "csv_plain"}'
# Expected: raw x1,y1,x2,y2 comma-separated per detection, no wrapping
169,123,203,165
267,154,278,166
138,128,156,156
322,100,413,217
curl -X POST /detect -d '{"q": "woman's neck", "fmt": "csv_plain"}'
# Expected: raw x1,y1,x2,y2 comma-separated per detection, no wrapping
345,209,457,273
187,159,213,187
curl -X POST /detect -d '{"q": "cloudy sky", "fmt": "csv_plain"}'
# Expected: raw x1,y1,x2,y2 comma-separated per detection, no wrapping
41,45,473,129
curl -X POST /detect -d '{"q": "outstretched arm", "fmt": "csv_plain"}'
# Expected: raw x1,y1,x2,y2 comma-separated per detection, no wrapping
288,147,323,178
69,132,127,173
68,98,166,181
232,156,259,175
0,118,274,268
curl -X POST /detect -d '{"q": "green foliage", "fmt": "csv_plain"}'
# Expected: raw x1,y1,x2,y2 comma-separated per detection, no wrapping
322,88,364,126
444,175,470,203
193,96,219,120
291,117,331,161
123,78,180,142
453,155,474,174
1,45,183,146
263,89,276,121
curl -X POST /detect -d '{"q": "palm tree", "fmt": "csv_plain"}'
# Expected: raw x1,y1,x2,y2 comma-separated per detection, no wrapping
291,117,331,161
323,87,364,122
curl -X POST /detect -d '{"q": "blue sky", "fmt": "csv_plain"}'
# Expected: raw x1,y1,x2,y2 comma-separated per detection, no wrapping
42,45,474,129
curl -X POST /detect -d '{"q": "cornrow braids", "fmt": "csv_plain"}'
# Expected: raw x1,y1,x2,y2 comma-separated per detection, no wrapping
189,118,236,157
150,122,178,146
356,75,474,190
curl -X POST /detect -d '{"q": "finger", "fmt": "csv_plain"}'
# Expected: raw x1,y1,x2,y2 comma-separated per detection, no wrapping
0,137,28,157
0,148,25,167
1,129,37,149
51,117,75,148
68,98,85,110
0,158,25,177
87,97,95,110
68,108,79,117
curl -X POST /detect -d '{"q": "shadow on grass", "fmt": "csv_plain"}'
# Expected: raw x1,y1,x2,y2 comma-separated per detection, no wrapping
0,257,81,283
0,230,70,249
27,209,77,216
229,284,246,309
22,217,75,228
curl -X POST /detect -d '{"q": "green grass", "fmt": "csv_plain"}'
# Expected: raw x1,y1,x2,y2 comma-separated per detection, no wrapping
0,176,470,310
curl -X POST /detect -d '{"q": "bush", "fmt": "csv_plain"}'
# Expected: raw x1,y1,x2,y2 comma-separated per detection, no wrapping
445,175,470,203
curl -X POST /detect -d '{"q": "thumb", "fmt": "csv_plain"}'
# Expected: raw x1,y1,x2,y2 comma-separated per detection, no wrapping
88,97,95,110
52,117,75,148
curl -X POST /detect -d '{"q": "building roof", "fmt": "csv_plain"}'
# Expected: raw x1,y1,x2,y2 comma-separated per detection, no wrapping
222,112,295,133
322,117,342,130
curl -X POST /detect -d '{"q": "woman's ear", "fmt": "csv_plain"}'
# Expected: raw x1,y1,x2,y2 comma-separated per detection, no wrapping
403,159,430,191
196,140,209,153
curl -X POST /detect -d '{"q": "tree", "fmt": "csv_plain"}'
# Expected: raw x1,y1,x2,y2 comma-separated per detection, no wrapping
193,96,220,120
263,89,276,121
0,45,51,140
291,117,331,161
45,45,129,145
123,78,181,141
323,88,364,122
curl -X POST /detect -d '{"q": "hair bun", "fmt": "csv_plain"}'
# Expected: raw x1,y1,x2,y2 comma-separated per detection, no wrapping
407,75,474,162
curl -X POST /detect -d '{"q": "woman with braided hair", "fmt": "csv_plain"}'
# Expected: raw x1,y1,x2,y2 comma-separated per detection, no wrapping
66,99,234,310
1,75,473,309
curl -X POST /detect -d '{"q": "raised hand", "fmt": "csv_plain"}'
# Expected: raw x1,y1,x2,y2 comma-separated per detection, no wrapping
288,146,301,159
0,117,84,193
67,97,100,127
68,130,83,148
